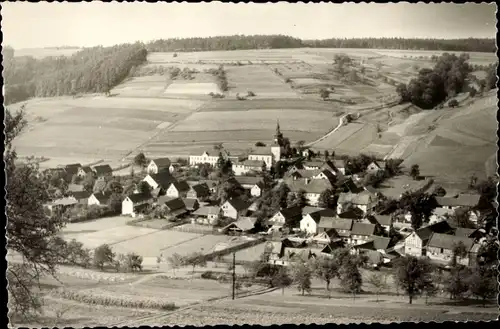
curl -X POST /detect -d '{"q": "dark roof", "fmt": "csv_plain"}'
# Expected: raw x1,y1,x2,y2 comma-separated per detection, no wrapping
454,227,478,238
234,176,263,186
318,169,336,182
427,233,474,251
190,183,210,197
351,222,376,236
152,157,172,168
372,215,392,226
70,190,92,200
93,164,113,176
64,164,81,175
92,191,112,204
435,194,481,208
338,208,364,220
149,171,177,188
80,166,93,173
127,193,152,203
279,206,303,220
171,180,190,192
183,198,199,211
302,206,326,215
320,240,345,254
303,160,324,168
414,221,453,241
65,163,82,169
305,208,336,224
226,198,250,211
354,236,393,251
193,206,221,217
319,217,353,231
165,198,186,211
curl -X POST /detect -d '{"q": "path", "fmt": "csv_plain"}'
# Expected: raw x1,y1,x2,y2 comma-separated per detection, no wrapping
305,113,350,148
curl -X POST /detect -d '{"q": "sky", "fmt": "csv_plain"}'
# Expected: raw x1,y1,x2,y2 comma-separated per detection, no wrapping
1,2,497,49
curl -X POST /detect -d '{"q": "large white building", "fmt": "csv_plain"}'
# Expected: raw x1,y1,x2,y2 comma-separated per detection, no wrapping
189,151,238,167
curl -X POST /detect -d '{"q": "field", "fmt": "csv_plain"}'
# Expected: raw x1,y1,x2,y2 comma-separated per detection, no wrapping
13,47,82,58
9,48,496,190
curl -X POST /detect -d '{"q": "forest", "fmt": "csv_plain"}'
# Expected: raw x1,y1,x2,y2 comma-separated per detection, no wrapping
3,43,148,105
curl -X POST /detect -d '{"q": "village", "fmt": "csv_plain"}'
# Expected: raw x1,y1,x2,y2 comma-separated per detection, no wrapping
42,120,497,275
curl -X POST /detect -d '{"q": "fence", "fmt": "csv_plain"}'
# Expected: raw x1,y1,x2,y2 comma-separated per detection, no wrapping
170,223,224,235
185,237,266,263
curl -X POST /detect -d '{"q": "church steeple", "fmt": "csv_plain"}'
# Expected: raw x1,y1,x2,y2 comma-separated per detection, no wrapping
274,119,283,146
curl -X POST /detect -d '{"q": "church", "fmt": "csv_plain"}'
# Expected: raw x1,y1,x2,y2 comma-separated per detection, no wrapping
247,120,285,169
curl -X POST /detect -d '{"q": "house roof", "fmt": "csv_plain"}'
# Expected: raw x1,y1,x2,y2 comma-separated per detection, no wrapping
302,206,326,215
151,187,164,198
317,169,336,182
52,197,78,206
80,166,93,173
427,233,474,251
225,198,250,211
333,159,346,168
241,159,265,167
151,157,172,168
373,215,392,226
183,198,199,211
190,183,210,197
249,147,273,156
197,179,219,189
234,176,263,186
67,184,85,192
318,217,353,231
65,163,82,170
303,160,324,168
285,177,332,194
93,164,113,176
338,208,364,220
224,217,257,232
414,221,453,241
355,236,393,251
165,198,186,211
248,201,259,212
351,222,376,236
338,191,373,205
278,206,303,220
193,206,221,217
127,193,152,204
148,171,177,188
454,227,478,238
70,190,92,200
295,169,320,178
171,180,190,192
435,194,481,208
320,240,345,254
92,191,112,204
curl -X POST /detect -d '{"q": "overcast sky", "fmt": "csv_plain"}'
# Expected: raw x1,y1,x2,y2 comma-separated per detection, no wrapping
1,2,497,49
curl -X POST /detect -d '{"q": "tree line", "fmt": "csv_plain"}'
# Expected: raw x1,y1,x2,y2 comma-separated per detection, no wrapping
3,43,148,105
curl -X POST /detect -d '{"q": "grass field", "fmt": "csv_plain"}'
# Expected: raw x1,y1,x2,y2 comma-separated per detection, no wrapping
14,47,82,58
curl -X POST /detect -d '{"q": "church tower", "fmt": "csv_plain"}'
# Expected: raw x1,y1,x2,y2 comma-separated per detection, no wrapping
274,120,284,146
271,120,284,163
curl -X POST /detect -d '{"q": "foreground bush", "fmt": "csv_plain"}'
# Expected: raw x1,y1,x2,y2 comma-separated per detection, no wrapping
51,288,177,310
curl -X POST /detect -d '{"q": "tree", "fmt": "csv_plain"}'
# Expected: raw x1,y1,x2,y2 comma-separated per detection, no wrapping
291,261,312,296
399,191,438,230
445,265,471,300
137,181,152,195
313,257,339,298
293,190,307,209
318,189,335,209
134,152,148,168
448,99,459,108
167,253,184,275
410,164,420,180
124,253,143,272
6,108,73,321
323,150,330,160
184,251,207,277
81,173,96,192
340,260,363,301
319,88,330,100
271,267,293,296
450,241,469,267
199,164,209,178
93,244,115,271
255,141,266,147
432,185,447,197
394,256,435,304
422,281,438,305
107,192,123,213
468,266,497,306
367,272,389,302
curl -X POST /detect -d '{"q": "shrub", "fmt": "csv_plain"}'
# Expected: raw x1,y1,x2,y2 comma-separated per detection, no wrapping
247,90,256,97
201,271,215,279
448,99,459,108
255,142,266,147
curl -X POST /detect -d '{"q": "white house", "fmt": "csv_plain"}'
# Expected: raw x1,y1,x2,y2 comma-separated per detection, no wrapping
268,206,303,229
337,190,376,215
403,221,453,257
251,182,264,197
143,171,176,190
189,151,239,167
192,206,222,225
122,193,153,217
366,161,385,175
248,148,274,169
88,192,111,206
77,166,93,178
435,194,481,211
285,177,333,206
166,181,190,198
221,198,250,220
232,159,265,176
147,158,174,174
299,208,337,235
426,233,474,266
348,222,376,246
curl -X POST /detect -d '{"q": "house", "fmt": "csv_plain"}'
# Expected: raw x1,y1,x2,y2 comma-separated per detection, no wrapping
64,163,82,177
426,233,475,266
70,190,92,205
166,181,190,198
285,178,333,206
264,241,285,261
337,190,376,215
143,171,177,190
233,176,264,189
303,160,324,170
318,218,353,242
453,227,484,241
189,151,239,167
163,198,188,219
251,182,264,197
320,239,346,256
268,206,303,229
77,166,93,178
331,159,346,175
248,147,274,169
312,229,341,246
367,214,393,232
353,236,398,266
300,208,337,235
429,207,455,224
195,179,219,193
45,196,78,214
404,221,454,257
192,206,222,225
122,193,153,216
221,198,250,220
312,169,337,184
150,187,164,199
147,158,173,174
183,198,200,212
67,184,85,193
349,222,377,245
88,191,112,206
220,217,257,234
366,161,385,175
232,159,265,176
92,164,113,177
435,194,481,210
186,183,211,201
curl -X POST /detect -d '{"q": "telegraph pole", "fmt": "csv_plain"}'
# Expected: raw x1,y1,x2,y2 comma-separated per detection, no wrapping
232,252,236,300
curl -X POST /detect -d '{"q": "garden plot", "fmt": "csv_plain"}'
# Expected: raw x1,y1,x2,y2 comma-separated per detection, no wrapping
225,65,299,99
61,216,134,234
222,241,267,263
160,234,242,259
171,110,338,136
112,76,167,98
201,99,338,112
